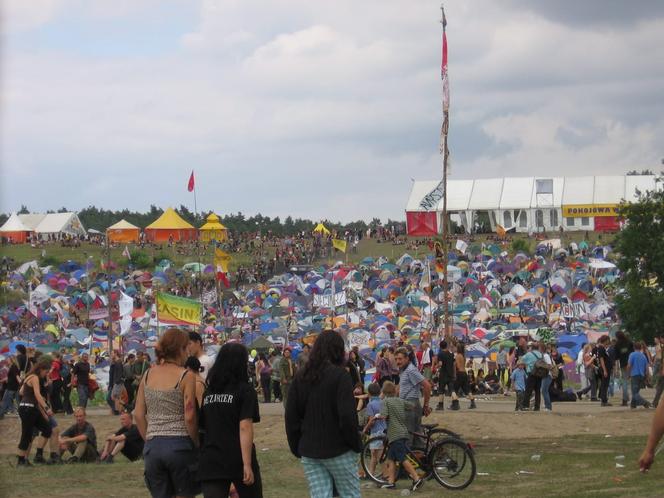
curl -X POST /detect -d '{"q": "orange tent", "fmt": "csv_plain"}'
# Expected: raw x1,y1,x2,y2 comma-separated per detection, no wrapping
107,219,140,243
0,213,33,243
145,208,197,242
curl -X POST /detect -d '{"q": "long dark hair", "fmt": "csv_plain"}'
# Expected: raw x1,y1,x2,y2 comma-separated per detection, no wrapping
207,342,249,391
299,330,345,385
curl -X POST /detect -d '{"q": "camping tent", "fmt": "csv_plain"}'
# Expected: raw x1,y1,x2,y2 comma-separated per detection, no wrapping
0,213,33,243
313,223,330,236
19,212,86,239
107,219,140,243
199,213,228,242
144,208,197,242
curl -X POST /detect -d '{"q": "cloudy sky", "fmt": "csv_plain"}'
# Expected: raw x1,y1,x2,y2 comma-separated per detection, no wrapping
2,0,663,222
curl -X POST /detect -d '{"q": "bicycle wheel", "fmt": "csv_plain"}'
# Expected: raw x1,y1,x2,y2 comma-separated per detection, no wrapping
428,427,462,442
361,435,390,485
429,438,476,490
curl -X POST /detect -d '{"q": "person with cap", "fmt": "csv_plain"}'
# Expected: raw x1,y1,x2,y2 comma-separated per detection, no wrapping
279,348,295,407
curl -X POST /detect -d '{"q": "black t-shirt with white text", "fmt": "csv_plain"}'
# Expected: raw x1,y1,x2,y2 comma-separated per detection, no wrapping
199,382,260,481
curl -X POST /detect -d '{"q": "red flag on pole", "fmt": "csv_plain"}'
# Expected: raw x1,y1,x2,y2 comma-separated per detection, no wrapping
187,171,195,192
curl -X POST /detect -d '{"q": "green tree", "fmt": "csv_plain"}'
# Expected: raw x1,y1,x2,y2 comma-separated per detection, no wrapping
615,177,664,342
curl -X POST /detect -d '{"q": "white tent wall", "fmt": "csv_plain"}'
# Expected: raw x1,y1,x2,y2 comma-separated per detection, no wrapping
408,175,657,234
33,213,86,239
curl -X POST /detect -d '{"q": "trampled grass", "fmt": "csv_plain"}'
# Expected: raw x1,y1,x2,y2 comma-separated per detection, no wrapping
0,434,656,498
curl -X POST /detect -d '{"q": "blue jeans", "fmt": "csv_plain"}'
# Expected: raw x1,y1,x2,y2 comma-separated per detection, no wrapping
620,367,630,403
541,376,553,410
631,375,647,407
77,385,89,407
0,389,18,416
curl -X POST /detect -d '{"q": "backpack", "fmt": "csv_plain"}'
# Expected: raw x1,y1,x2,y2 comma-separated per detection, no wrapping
60,362,70,379
532,353,549,378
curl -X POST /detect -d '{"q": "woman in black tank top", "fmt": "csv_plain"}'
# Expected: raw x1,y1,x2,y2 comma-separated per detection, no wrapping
17,359,53,466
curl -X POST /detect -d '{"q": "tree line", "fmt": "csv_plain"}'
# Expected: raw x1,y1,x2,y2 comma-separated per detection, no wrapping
0,205,405,237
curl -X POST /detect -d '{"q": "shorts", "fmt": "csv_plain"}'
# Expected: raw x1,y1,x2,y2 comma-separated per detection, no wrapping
455,372,471,397
111,383,125,398
386,438,409,463
144,436,200,498
439,377,455,396
368,436,384,450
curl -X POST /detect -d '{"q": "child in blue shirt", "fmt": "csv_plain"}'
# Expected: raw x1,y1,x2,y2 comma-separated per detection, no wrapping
511,361,527,411
363,383,387,479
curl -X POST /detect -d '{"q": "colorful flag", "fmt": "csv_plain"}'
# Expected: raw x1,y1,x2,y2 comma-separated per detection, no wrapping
188,171,195,192
156,292,202,326
441,7,449,114
214,248,231,273
332,239,347,253
122,245,131,260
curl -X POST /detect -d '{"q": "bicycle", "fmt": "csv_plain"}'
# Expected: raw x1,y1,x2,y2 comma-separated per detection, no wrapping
361,423,476,490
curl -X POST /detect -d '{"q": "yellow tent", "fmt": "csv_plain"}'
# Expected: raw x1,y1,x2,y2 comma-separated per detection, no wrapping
145,208,197,242
313,222,330,235
199,213,228,242
107,219,140,243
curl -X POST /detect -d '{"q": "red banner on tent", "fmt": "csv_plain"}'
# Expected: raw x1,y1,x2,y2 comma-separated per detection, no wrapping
406,211,438,236
593,216,620,232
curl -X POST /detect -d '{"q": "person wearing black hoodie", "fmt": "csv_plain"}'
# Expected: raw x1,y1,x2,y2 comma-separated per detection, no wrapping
285,330,362,498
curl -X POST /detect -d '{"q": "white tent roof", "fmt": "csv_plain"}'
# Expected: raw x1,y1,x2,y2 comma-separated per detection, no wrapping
0,213,33,232
530,177,564,207
468,178,503,210
18,214,47,230
446,179,474,211
407,175,661,213
107,219,140,230
593,175,625,204
500,177,534,209
562,176,594,204
405,180,440,212
22,213,87,236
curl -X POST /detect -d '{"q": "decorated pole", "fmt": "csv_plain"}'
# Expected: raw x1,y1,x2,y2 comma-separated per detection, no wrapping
440,4,451,337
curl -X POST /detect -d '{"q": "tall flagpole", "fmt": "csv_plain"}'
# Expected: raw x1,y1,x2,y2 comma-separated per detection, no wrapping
440,4,451,338
191,170,203,298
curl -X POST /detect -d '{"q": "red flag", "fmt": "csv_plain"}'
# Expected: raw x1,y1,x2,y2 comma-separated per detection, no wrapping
188,171,195,192
216,270,230,288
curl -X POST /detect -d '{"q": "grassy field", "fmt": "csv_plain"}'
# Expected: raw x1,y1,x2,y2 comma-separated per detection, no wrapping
0,402,657,498
0,433,655,497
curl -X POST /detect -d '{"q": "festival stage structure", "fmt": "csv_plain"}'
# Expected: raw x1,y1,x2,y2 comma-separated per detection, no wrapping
406,174,661,235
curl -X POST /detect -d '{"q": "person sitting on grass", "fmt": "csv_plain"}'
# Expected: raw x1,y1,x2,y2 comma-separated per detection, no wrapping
378,381,425,492
100,411,144,464
362,382,387,479
58,407,98,463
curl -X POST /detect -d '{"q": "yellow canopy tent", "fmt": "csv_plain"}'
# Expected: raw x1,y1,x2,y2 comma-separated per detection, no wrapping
313,223,330,236
199,213,228,242
107,219,140,243
145,208,197,242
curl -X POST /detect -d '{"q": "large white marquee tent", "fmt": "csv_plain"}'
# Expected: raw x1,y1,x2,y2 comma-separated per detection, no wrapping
405,175,660,235
18,212,87,239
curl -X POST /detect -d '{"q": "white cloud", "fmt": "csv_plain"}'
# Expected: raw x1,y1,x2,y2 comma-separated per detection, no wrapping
1,0,663,221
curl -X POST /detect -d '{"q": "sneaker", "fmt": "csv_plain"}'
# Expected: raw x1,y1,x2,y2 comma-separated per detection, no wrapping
103,455,114,464
469,400,477,409
435,402,444,411
17,459,33,467
33,454,46,464
576,391,583,400
543,408,552,412
380,483,396,489
621,400,628,407
601,402,612,407
645,402,652,409
411,478,425,491
66,456,79,464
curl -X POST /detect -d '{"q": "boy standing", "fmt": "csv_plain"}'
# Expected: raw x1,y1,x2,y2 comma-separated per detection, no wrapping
379,381,425,491
511,360,527,411
363,383,387,478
